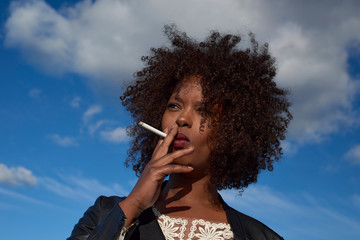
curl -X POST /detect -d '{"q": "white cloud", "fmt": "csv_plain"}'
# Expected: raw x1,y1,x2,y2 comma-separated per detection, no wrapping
47,134,78,147
221,185,360,239
352,194,360,209
4,0,360,143
280,140,298,155
0,187,52,206
83,105,102,122
100,127,128,143
221,185,303,218
4,0,149,79
0,163,37,187
88,119,109,135
1,173,128,205
345,144,360,165
40,175,128,201
271,21,358,143
28,88,42,99
69,96,81,108
320,164,339,174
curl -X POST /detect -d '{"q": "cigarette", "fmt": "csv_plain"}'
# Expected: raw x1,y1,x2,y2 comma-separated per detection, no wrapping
138,121,167,138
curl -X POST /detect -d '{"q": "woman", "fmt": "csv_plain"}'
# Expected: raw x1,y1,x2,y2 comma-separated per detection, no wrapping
68,25,291,240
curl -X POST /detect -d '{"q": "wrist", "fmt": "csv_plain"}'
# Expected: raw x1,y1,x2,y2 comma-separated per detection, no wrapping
118,197,145,226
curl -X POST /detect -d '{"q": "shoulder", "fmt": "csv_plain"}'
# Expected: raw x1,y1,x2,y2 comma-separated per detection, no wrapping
92,195,126,210
224,203,284,240
67,196,126,239
78,195,125,218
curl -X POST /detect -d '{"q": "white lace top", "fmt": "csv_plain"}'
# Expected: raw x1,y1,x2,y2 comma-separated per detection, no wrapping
152,207,234,240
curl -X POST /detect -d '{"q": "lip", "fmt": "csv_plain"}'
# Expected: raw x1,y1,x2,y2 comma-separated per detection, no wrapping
173,133,190,148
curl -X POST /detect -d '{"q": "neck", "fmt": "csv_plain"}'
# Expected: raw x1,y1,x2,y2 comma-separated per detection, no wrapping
156,173,221,212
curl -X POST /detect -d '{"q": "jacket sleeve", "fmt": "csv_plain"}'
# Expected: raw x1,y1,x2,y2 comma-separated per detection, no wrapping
67,196,127,240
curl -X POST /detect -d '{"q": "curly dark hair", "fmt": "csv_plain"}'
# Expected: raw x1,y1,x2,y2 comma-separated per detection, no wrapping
120,24,292,191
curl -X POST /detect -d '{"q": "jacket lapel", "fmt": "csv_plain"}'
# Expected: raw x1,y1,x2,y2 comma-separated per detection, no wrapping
221,196,245,240
137,207,166,240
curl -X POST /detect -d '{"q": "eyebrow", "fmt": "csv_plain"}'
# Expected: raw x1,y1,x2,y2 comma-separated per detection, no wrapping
173,94,202,107
174,95,184,103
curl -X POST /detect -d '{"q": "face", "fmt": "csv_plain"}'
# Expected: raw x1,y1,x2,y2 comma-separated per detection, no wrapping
161,76,212,174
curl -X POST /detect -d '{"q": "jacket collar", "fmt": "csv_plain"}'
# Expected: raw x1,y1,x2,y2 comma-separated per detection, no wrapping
135,181,244,240
137,207,166,240
220,194,245,240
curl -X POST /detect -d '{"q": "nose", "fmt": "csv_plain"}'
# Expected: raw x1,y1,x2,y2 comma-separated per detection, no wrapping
175,109,193,128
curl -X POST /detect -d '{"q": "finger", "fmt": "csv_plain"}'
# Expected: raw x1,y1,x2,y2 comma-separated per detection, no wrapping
156,127,169,146
155,164,194,177
151,127,169,159
153,123,178,158
152,139,164,158
152,146,194,166
163,127,169,135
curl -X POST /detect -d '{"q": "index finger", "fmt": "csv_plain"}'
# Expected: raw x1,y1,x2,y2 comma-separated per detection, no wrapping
152,123,178,159
151,127,169,159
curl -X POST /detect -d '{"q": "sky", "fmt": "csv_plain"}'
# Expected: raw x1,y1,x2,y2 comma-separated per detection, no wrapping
0,0,360,239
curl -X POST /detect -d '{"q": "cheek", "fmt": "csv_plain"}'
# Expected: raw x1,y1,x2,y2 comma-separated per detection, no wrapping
161,112,173,131
194,130,211,150
161,115,167,131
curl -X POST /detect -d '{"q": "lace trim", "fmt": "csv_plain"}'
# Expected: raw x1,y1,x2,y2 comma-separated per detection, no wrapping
153,206,233,240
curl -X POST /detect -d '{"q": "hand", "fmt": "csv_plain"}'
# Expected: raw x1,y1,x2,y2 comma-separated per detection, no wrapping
119,123,194,225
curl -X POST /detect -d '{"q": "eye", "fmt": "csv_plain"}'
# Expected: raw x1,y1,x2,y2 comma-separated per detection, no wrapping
196,107,205,113
195,105,205,113
167,103,180,110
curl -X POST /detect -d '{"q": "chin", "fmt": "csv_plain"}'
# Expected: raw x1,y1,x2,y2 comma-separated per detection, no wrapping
172,157,192,166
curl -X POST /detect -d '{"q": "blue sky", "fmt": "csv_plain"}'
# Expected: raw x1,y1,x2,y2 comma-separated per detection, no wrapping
1,0,360,239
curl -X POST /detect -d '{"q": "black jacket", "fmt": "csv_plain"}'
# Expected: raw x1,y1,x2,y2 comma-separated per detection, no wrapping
68,196,284,240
